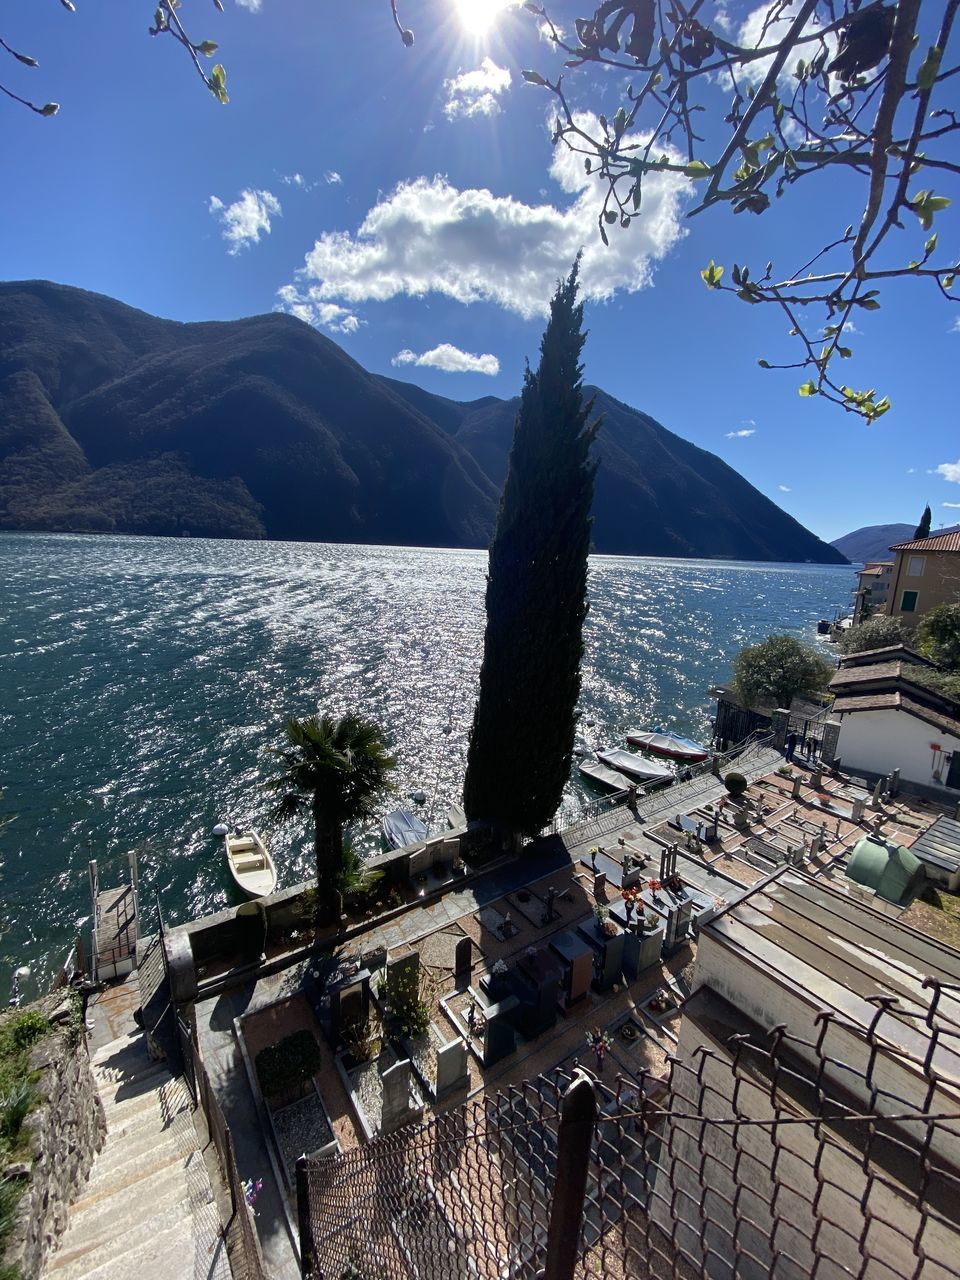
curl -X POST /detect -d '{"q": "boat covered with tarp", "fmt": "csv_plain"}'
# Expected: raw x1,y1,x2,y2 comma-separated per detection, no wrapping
596,748,676,784
626,727,708,762
382,809,429,849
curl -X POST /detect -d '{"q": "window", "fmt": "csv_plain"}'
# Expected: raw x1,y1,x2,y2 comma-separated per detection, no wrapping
901,590,918,612
907,555,925,576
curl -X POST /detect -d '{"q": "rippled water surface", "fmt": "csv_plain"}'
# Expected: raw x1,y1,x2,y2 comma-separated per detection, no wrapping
0,532,851,993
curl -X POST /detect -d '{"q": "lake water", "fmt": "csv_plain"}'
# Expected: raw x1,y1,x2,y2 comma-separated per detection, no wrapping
0,532,852,995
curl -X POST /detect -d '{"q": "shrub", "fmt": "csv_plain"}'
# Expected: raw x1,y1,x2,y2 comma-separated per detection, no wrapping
732,634,833,709
838,615,908,655
7,1011,48,1055
255,1030,322,1098
724,772,748,797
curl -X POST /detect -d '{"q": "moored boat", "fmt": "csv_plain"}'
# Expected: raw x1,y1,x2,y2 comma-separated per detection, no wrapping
625,727,708,763
224,829,277,898
579,759,634,793
383,809,429,849
596,748,675,784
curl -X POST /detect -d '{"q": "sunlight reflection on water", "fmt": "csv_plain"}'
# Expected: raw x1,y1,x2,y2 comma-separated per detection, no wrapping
0,533,850,991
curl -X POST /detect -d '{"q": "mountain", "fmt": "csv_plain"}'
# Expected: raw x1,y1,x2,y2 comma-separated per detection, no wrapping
0,280,846,563
831,524,918,563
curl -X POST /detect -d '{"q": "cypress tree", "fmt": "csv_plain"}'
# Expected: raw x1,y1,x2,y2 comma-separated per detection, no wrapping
462,260,599,835
913,504,932,540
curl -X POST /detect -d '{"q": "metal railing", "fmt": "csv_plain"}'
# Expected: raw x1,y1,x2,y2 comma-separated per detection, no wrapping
296,975,960,1280
181,1020,269,1280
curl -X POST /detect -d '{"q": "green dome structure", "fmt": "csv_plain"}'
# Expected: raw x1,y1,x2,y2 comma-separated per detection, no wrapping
845,836,925,906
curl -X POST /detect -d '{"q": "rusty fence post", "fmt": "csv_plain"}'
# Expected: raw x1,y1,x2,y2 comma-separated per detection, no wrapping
296,1155,316,1279
538,1073,597,1280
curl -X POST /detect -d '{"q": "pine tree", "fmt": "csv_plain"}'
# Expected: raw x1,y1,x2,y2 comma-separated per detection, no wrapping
462,260,599,835
913,504,932,540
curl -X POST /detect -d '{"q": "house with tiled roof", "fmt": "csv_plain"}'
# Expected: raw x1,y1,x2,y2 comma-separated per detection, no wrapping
884,530,960,623
826,645,960,791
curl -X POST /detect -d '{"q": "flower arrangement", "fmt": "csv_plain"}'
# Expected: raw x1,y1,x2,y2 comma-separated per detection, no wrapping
243,1177,264,1208
492,958,508,976
647,878,663,898
587,1027,612,1072
622,887,641,912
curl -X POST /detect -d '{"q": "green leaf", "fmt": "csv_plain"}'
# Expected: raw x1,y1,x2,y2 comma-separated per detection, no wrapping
838,346,852,359
700,261,724,289
39,102,60,117
198,40,219,56
757,359,771,369
916,46,942,93
13,50,39,67
858,298,881,310
613,107,627,135
682,160,711,178
798,381,817,397
925,232,938,255
521,70,546,86
210,63,229,104
604,209,618,224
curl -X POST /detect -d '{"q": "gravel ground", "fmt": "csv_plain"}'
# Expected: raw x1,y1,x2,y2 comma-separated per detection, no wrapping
271,1091,335,1177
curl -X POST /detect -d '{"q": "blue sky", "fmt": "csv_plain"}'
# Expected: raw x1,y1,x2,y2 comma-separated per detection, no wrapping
2,0,958,544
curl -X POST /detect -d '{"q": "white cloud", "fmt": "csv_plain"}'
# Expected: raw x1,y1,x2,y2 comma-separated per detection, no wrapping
392,344,500,376
943,502,960,509
444,58,511,120
906,468,916,474
952,317,960,333
325,171,342,185
275,285,361,334
278,114,689,326
234,0,261,11
281,173,306,188
937,459,960,484
734,3,837,90
208,188,281,254
778,484,792,492
725,428,756,439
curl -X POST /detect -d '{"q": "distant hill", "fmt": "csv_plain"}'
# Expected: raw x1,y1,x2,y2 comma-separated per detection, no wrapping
832,524,923,563
0,280,846,562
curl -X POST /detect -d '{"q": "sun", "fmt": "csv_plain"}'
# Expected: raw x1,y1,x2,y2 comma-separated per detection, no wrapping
455,0,516,37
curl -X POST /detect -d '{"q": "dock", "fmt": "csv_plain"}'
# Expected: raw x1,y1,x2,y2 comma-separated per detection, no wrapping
88,853,139,982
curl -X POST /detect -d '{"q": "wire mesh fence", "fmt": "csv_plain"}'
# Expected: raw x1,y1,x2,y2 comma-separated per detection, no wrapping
298,976,960,1280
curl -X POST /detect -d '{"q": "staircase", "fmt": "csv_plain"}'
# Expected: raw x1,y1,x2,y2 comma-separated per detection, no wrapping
44,1026,231,1280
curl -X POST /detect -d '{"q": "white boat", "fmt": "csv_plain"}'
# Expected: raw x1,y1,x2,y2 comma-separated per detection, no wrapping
579,759,633,793
382,809,429,849
596,748,675,784
224,829,277,898
626,728,708,763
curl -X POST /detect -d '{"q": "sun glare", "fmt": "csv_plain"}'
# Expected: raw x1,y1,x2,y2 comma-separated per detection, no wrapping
455,0,515,36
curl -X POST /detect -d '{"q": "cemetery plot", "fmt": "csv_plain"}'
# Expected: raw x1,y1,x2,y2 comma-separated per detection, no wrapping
271,1091,335,1179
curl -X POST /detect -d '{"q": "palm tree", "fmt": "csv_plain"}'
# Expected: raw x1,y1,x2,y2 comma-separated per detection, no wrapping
265,713,396,901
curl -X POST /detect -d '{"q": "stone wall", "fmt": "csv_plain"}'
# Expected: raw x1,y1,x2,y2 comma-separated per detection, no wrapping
1,991,106,1279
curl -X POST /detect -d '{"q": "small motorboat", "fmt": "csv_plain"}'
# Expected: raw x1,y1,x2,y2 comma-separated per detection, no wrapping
579,759,633,793
596,748,675,784
382,809,429,850
625,727,708,763
224,829,277,898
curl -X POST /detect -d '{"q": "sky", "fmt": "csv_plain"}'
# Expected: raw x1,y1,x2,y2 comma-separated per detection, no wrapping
2,0,959,545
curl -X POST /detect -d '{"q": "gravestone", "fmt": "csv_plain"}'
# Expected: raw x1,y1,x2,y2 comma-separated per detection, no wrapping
435,1038,469,1097
593,871,607,898
454,937,473,987
332,970,370,1043
360,944,387,974
791,775,803,800
577,918,625,992
516,948,561,1036
482,997,519,1067
380,1058,413,1133
549,932,593,1008
810,766,823,791
851,796,866,823
870,779,884,809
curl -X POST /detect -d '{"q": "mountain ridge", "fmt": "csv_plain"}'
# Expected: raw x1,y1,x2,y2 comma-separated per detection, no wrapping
0,280,846,563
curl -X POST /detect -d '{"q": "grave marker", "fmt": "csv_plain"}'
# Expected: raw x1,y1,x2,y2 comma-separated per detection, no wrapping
435,1039,469,1097
482,997,519,1067
380,1058,413,1133
454,937,473,987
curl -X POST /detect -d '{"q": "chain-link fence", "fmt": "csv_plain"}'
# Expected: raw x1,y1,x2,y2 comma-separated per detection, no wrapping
297,975,960,1280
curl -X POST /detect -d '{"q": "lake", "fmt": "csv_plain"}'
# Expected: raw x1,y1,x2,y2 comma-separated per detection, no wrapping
0,532,851,995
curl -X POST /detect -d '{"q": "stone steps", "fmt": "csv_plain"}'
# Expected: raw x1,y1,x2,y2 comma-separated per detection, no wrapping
44,1021,230,1280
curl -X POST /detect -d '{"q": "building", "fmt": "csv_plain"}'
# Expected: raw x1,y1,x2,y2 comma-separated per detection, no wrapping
884,530,960,623
656,870,960,1280
826,645,960,791
851,559,894,625
909,815,960,891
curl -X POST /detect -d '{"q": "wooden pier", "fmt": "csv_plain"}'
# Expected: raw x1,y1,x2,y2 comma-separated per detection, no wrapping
89,853,140,982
